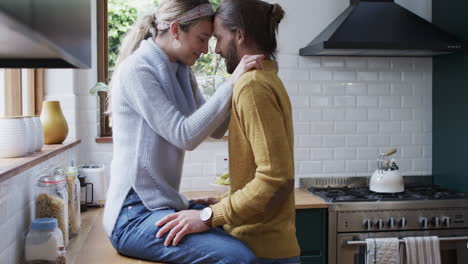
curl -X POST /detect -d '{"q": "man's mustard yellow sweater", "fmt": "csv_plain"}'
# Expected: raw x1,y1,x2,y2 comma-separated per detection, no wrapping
210,60,300,258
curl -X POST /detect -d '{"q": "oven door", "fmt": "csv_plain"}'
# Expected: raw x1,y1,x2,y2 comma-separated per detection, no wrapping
336,230,468,264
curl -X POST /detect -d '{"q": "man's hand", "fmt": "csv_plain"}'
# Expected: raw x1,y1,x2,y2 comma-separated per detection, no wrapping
155,210,210,246
190,197,218,206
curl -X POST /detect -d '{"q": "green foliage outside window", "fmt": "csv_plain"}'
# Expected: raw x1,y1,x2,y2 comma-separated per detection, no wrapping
108,0,226,99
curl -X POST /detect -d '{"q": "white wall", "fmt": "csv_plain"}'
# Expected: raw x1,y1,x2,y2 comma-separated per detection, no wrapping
64,0,433,191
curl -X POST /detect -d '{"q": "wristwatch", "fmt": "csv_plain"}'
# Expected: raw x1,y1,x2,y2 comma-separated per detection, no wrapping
200,207,213,225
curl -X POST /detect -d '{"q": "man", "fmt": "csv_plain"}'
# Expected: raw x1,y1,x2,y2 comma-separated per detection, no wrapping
156,0,301,263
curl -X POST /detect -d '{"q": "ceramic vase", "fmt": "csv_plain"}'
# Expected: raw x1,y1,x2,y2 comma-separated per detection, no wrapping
40,101,68,144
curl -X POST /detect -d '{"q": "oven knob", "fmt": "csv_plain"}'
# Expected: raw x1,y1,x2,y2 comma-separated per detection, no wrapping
431,217,440,228
443,217,451,227
375,219,384,229
387,217,396,229
398,218,407,228
420,217,428,229
363,219,373,230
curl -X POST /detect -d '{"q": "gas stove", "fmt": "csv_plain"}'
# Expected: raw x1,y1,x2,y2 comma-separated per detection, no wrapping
303,177,468,264
308,184,468,203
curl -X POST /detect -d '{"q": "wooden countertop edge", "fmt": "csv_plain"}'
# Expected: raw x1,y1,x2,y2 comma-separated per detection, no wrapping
0,139,81,182
182,188,328,209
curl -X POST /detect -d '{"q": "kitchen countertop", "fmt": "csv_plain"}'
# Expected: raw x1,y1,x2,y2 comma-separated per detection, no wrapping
183,188,328,209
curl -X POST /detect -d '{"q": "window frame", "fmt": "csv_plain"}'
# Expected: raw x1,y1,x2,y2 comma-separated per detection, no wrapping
1,69,44,117
95,0,227,142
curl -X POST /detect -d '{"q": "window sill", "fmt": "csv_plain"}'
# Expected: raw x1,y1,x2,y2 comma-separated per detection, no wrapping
95,136,228,144
0,139,81,182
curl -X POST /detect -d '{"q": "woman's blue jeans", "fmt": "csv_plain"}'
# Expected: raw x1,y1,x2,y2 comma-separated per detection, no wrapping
109,189,257,264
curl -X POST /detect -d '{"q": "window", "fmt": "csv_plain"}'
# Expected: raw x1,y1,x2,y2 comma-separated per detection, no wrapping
97,0,226,139
0,69,43,117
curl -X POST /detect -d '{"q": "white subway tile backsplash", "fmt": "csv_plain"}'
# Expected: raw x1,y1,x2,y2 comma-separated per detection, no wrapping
391,109,412,121
298,135,323,147
322,83,346,95
299,57,322,68
298,83,321,95
310,96,331,107
335,122,356,134
298,109,322,121
403,72,424,82
357,122,379,133
323,160,346,173
391,58,414,71
310,148,334,160
295,148,311,161
347,135,368,147
311,122,334,134
368,84,391,96
323,109,346,121
299,161,322,174
391,134,412,145
368,58,391,69
290,96,310,108
402,121,423,133
358,148,381,160
380,72,403,82
345,83,367,95
323,57,345,68
357,96,379,107
402,96,423,108
391,83,413,96
345,58,368,69
278,54,299,68
333,71,356,81
324,136,346,147
346,109,368,121
380,96,402,107
368,109,390,121
294,122,310,135
334,148,357,160
357,71,379,81
333,96,356,107
402,146,423,158
310,70,333,81
368,135,391,146
346,160,368,172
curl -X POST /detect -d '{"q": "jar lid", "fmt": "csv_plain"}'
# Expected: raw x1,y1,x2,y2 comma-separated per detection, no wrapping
38,175,65,186
31,218,58,230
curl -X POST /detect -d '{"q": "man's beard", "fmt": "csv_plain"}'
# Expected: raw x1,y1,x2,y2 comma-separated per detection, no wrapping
224,39,240,74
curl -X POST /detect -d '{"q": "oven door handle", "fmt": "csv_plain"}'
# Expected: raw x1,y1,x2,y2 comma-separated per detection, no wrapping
347,236,468,246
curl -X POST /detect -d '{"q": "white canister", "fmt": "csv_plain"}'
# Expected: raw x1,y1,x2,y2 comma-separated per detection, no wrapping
32,115,44,152
24,116,36,153
25,218,63,264
0,116,28,158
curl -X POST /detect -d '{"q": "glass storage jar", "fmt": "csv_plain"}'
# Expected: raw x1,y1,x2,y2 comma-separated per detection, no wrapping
36,175,69,247
25,218,63,264
65,166,81,237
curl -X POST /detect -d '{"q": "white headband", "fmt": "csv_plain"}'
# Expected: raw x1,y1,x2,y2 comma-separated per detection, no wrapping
156,3,214,31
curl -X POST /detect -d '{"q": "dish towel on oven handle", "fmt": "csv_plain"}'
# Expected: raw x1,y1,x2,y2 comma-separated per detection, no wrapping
365,237,400,264
403,236,441,264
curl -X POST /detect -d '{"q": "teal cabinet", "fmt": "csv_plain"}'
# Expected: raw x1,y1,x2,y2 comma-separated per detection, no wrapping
295,208,327,264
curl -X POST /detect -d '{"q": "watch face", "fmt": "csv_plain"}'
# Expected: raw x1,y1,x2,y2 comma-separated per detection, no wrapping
200,207,212,222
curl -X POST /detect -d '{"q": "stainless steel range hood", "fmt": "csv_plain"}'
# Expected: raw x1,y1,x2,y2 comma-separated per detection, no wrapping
0,0,91,68
300,0,466,57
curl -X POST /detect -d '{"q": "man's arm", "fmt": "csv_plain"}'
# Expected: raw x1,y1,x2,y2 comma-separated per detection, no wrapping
210,82,294,227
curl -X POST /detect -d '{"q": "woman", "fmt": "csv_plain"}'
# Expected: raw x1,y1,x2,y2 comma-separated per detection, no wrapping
103,0,262,263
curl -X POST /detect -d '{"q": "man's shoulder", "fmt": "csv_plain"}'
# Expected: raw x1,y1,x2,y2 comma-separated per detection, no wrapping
233,69,271,98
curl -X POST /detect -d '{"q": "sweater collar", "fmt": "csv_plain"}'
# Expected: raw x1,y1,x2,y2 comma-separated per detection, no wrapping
141,39,180,72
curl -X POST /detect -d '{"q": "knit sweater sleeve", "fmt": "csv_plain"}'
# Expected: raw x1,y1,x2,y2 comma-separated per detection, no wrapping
194,82,231,139
210,82,295,227
122,65,232,151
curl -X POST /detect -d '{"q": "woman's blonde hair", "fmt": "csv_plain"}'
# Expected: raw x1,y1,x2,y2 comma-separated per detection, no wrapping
106,0,213,117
